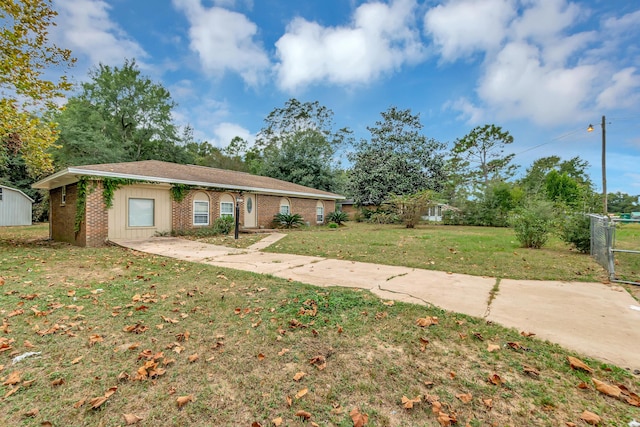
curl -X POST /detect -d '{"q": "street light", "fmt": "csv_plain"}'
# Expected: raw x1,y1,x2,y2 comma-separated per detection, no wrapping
587,115,607,215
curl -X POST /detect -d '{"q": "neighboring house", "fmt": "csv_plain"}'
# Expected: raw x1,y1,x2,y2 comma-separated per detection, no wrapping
0,185,34,226
32,160,344,247
421,204,458,222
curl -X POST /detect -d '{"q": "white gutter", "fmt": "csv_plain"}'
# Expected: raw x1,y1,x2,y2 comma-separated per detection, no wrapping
33,167,345,200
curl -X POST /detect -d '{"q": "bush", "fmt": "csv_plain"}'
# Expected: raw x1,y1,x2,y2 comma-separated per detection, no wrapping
273,212,304,229
326,211,349,225
367,212,400,224
559,214,591,253
212,215,234,235
327,222,339,229
509,201,556,249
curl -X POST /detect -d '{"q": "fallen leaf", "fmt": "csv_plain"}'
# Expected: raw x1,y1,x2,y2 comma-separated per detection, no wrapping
568,356,593,373
188,353,199,363
257,353,265,361
350,407,369,427
295,410,311,420
71,356,83,365
176,394,194,408
277,348,289,356
472,332,484,341
383,300,395,306
23,408,38,418
456,393,472,403
23,340,35,349
89,396,108,409
73,397,86,408
416,316,438,327
123,413,143,425
565,422,577,427
309,355,327,370
3,371,21,385
487,343,500,352
286,395,292,407
295,387,308,399
293,372,305,382
592,378,621,398
419,337,429,352
523,365,540,377
437,412,454,426
483,398,493,410
88,334,104,347
577,382,589,389
402,395,421,409
271,417,283,426
520,331,536,337
580,410,601,425
251,422,263,427
51,378,65,386
41,422,53,427
488,374,502,386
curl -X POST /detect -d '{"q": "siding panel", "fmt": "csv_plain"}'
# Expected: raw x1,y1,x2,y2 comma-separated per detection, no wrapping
0,186,33,226
108,185,172,239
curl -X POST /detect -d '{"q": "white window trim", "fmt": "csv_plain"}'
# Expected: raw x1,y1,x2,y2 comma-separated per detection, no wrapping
127,198,155,228
316,206,324,223
193,200,210,226
220,201,234,218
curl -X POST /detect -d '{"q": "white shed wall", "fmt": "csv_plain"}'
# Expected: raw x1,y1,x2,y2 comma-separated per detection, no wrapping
0,186,33,226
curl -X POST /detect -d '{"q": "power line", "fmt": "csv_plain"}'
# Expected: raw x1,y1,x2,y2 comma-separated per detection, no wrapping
513,128,583,157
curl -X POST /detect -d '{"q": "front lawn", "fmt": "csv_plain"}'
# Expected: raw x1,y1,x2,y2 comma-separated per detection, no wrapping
263,223,607,282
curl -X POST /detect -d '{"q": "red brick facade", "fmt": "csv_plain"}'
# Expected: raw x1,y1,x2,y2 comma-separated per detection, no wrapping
50,184,337,247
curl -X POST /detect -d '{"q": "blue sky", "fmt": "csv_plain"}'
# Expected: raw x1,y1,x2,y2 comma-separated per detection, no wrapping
49,0,640,195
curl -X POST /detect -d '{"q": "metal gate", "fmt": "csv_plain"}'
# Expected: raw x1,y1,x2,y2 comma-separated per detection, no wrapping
589,214,640,285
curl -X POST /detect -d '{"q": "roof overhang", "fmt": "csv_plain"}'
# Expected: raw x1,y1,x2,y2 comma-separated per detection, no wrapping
32,168,345,201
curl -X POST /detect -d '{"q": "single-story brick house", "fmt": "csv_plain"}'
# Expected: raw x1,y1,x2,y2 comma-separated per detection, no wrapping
32,160,344,247
0,184,34,226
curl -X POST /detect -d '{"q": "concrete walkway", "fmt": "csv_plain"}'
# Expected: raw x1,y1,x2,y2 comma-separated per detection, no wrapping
111,235,640,372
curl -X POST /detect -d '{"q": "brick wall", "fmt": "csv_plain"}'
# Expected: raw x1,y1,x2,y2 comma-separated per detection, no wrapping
84,181,108,247
256,195,335,227
172,190,244,232
50,184,80,245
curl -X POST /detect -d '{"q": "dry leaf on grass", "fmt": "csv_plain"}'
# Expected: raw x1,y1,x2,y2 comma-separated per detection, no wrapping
416,316,438,327
176,394,194,408
456,393,472,403
523,365,540,378
402,395,421,409
257,353,265,361
580,410,601,425
419,337,429,352
295,410,311,420
251,422,262,427
488,374,503,386
3,370,21,385
51,378,65,386
71,356,83,365
437,412,455,426
188,353,199,363
487,344,500,352
293,372,305,382
23,408,38,417
271,417,283,426
350,407,368,427
295,387,308,399
568,356,593,373
123,413,143,424
309,355,327,370
592,378,621,398
483,398,493,410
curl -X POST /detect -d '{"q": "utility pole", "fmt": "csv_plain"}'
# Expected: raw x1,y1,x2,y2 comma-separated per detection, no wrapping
601,115,607,216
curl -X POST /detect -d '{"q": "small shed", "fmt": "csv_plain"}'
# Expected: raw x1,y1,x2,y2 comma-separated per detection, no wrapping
0,185,34,226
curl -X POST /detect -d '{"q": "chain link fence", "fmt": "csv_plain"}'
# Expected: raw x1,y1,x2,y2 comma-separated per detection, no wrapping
589,214,640,285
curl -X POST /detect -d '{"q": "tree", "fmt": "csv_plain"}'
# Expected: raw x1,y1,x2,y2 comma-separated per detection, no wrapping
608,192,640,213
252,99,350,192
348,107,446,206
260,129,340,191
53,59,193,167
385,190,435,228
1,0,75,177
451,124,516,191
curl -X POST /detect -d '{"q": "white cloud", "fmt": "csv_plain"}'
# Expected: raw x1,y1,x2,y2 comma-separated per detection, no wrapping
597,68,640,110
424,0,515,62
427,0,639,126
172,0,269,86
446,97,484,123
53,0,146,67
275,0,424,91
212,122,255,147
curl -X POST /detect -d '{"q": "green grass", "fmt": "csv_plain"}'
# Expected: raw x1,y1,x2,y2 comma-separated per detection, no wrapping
1,224,639,426
263,222,607,282
614,223,640,285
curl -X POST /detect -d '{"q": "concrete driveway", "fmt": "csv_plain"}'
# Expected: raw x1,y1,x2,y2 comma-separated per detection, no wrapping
111,235,640,372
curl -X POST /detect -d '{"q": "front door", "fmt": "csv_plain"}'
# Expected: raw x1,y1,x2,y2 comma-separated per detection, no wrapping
243,193,257,228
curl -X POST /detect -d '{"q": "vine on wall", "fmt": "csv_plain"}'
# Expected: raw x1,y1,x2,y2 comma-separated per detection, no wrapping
73,177,195,233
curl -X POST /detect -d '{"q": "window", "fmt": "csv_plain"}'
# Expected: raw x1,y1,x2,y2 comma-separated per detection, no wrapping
220,202,234,217
128,198,155,227
316,201,324,223
279,198,290,215
61,186,66,206
193,200,209,225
